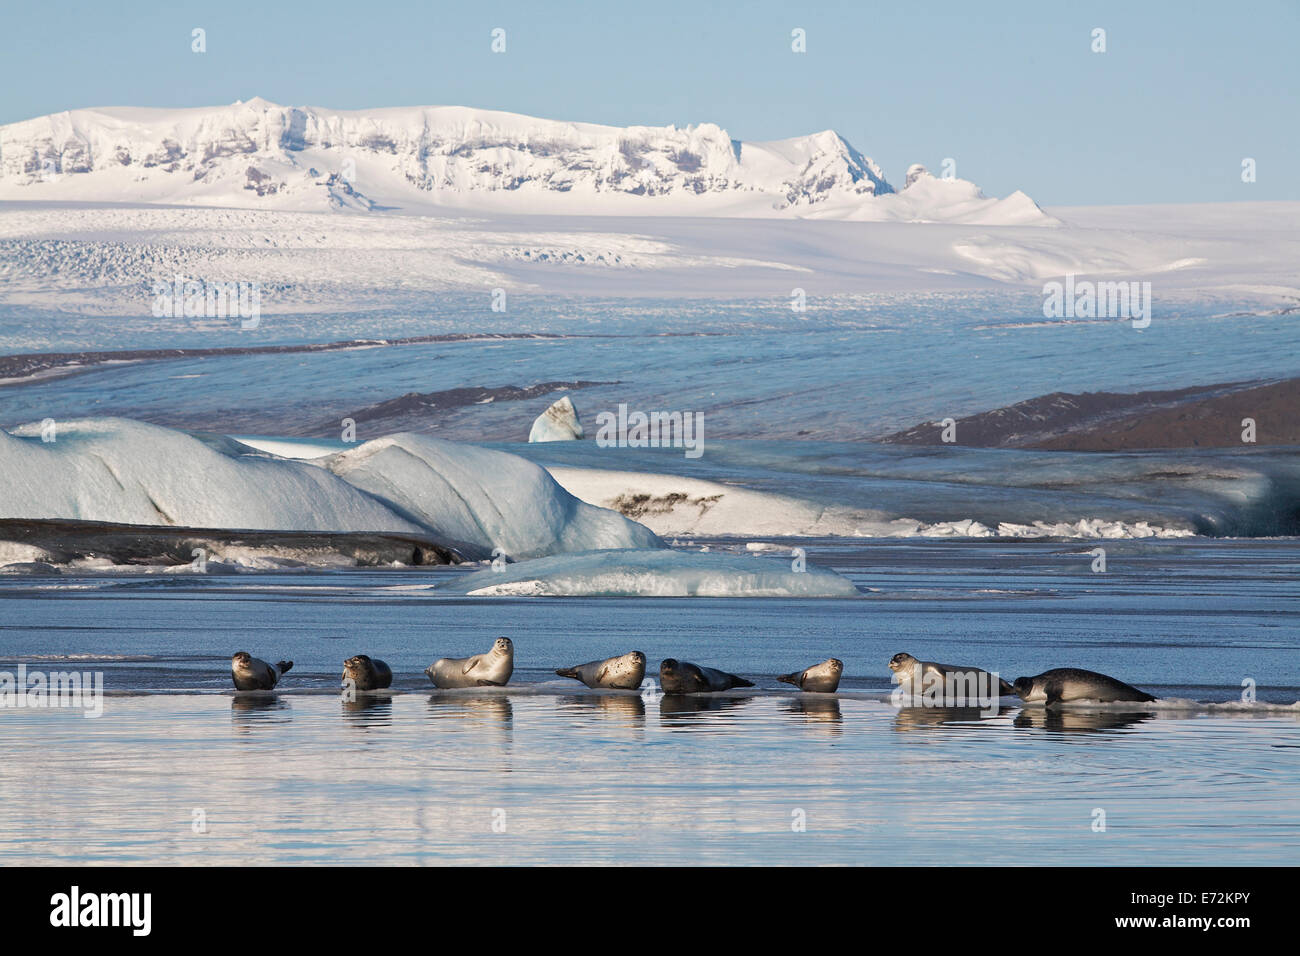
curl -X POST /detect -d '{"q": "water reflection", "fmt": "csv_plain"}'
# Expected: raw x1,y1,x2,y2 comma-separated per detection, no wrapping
342,693,393,727
230,692,290,733
782,696,842,732
427,693,514,727
892,705,1007,732
658,694,755,728
560,693,646,724
1013,708,1154,734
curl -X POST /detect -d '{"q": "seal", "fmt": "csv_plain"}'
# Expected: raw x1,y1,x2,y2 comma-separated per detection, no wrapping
342,654,393,692
555,650,646,689
778,658,844,693
888,652,1012,703
425,637,514,688
658,658,754,694
231,651,293,690
1013,668,1156,706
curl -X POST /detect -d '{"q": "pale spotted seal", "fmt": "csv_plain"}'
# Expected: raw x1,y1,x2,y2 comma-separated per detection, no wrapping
778,658,844,693
425,637,514,688
556,650,646,689
888,652,1012,703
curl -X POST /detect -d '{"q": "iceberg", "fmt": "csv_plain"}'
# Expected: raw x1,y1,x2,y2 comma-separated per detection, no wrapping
322,433,660,560
439,548,861,598
0,418,418,533
528,396,583,443
0,419,660,563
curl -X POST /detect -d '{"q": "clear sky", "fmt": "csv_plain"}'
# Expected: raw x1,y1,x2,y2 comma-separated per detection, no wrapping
2,0,1296,205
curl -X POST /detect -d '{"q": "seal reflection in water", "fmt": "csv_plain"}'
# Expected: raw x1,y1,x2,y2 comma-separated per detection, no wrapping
425,637,514,688
555,650,646,689
659,658,753,694
561,694,647,725
1013,668,1156,706
893,706,1006,732
778,658,843,693
1013,708,1152,734
231,651,293,690
783,697,842,729
342,654,393,692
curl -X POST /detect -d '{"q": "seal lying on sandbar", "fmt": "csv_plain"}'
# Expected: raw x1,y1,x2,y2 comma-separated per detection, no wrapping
425,637,514,688
231,651,293,690
556,651,646,689
888,652,1013,702
1013,668,1156,706
342,655,393,691
778,658,844,693
659,658,753,694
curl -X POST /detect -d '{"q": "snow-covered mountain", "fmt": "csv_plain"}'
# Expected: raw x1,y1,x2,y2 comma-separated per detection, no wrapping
0,98,1052,224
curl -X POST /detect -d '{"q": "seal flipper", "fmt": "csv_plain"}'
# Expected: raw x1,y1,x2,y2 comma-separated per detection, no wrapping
476,679,505,687
777,672,800,687
997,676,1014,696
555,667,580,680
731,675,756,689
277,661,293,675
1044,679,1065,707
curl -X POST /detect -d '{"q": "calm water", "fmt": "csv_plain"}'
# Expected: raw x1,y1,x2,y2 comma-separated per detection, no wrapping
2,539,1297,865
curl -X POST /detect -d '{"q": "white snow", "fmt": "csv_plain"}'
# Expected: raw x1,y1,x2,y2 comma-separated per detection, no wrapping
440,548,860,597
528,395,584,443
1,198,1294,314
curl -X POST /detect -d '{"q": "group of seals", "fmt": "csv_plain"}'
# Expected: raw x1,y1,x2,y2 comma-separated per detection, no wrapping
889,651,1156,706
232,642,1155,707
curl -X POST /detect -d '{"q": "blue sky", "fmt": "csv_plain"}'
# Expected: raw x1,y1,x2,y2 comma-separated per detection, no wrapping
2,0,1296,205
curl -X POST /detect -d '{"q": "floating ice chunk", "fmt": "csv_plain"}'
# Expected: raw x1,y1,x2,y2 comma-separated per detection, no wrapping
528,396,584,443
440,548,860,598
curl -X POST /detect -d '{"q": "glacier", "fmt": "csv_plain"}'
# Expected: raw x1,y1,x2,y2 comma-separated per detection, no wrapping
0,98,1050,223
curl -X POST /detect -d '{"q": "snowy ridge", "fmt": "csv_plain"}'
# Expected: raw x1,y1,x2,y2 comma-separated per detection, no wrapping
0,98,1050,222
